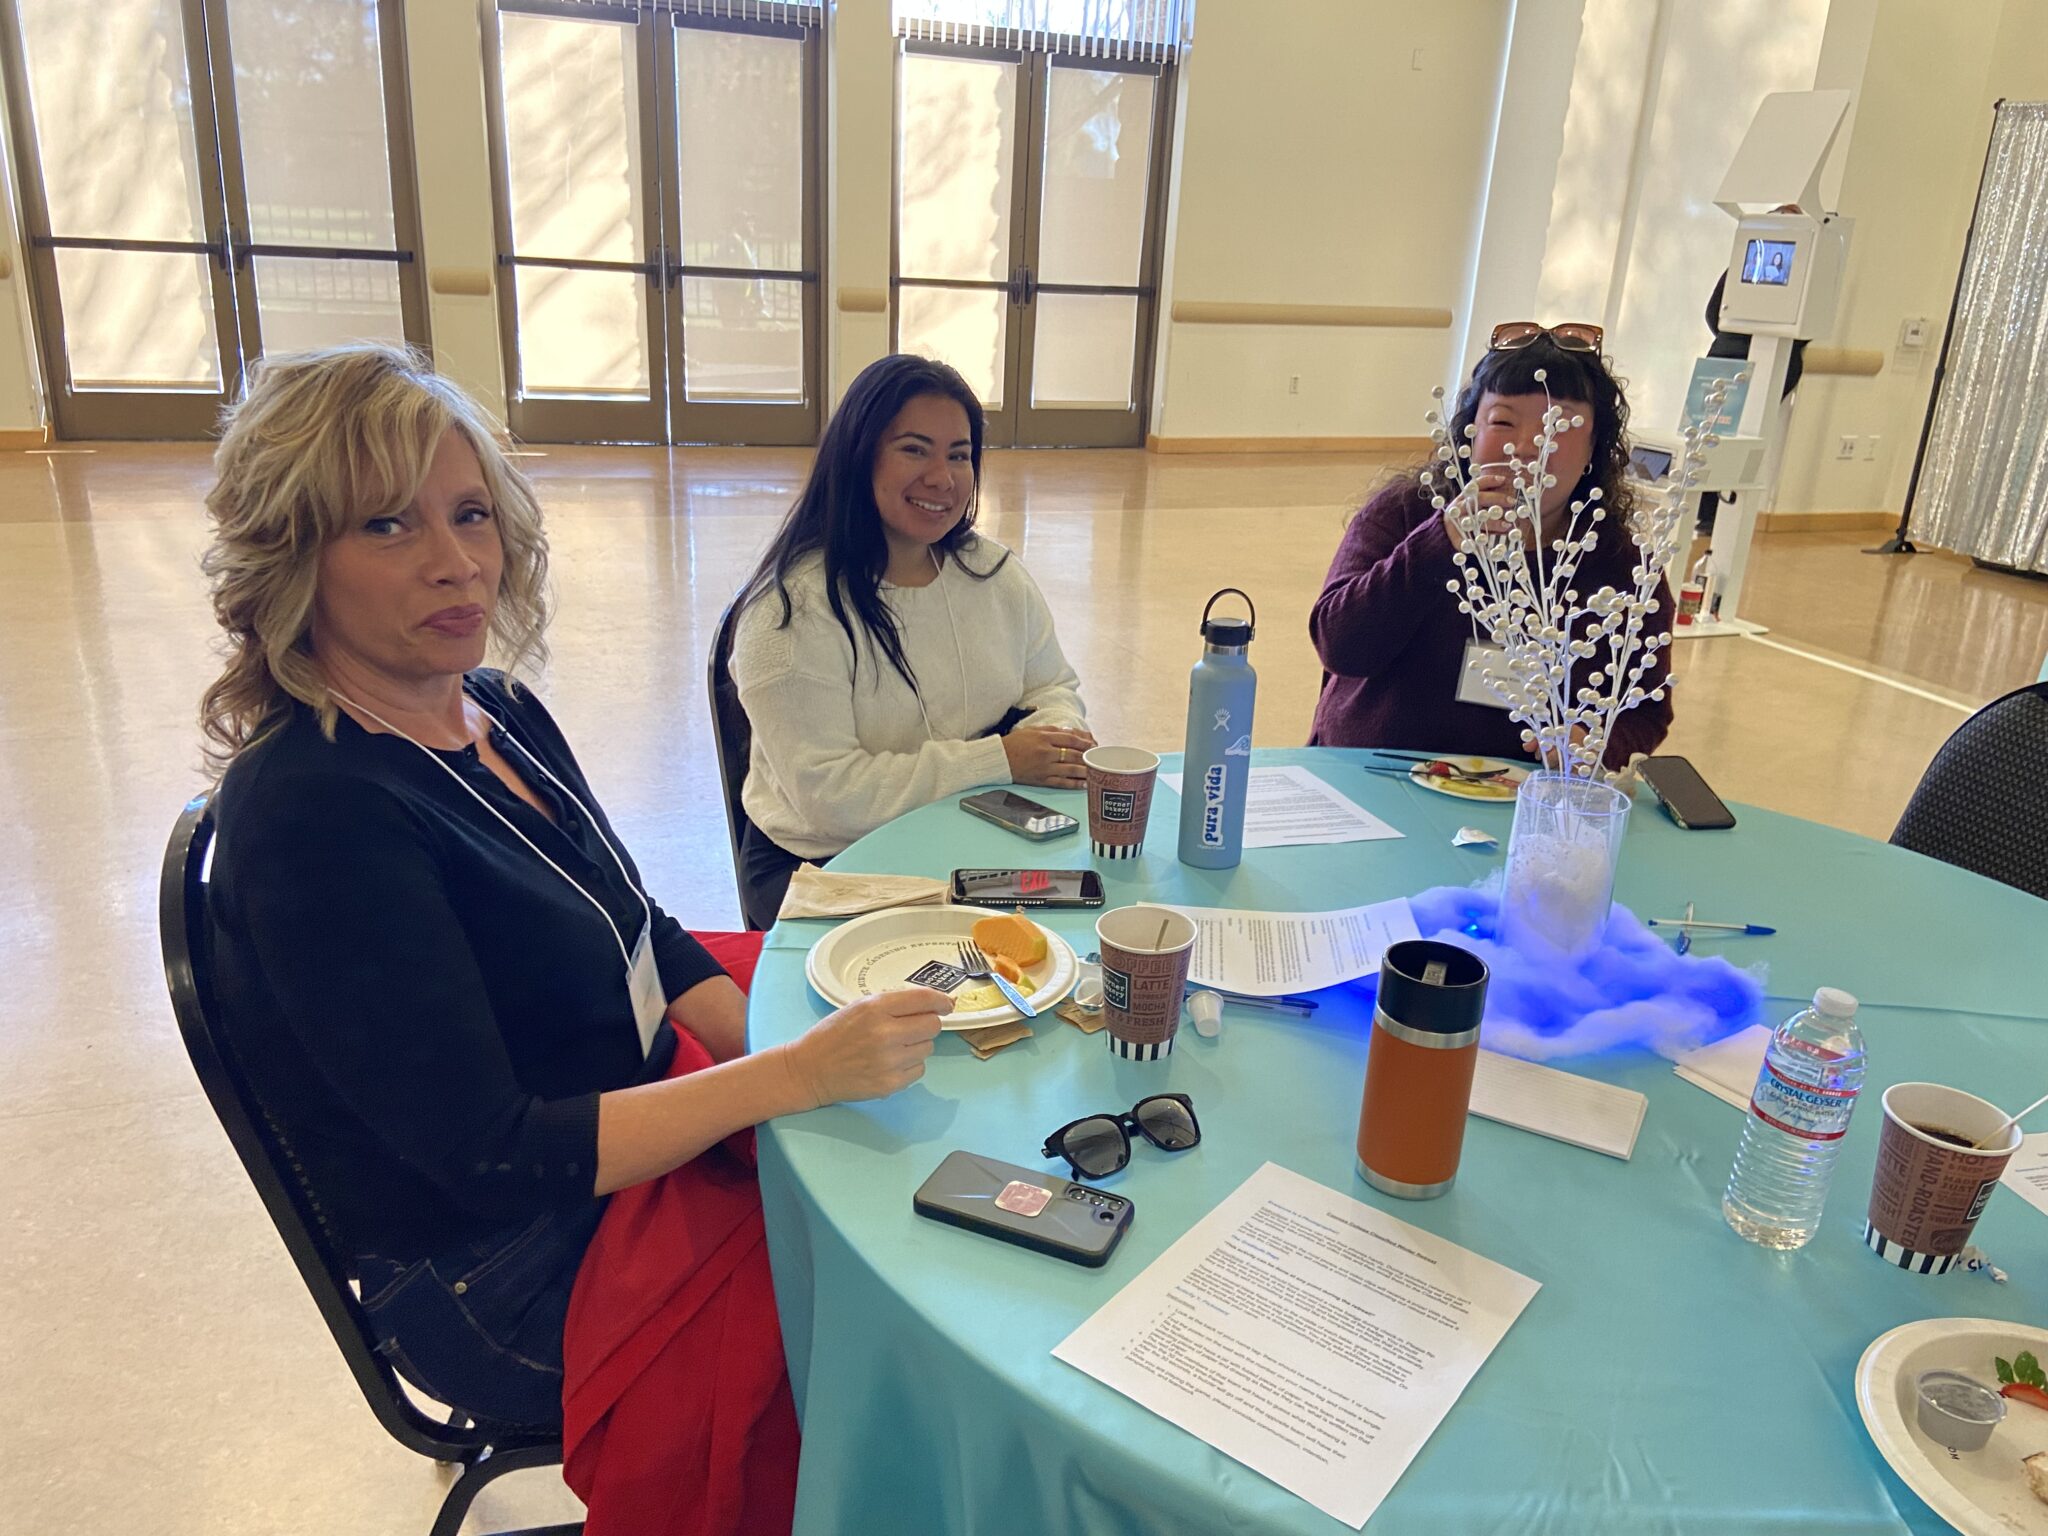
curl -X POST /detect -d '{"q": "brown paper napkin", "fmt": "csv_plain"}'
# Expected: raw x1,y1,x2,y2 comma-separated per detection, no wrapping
959,1021,1033,1059
776,863,949,921
1056,1000,1106,1034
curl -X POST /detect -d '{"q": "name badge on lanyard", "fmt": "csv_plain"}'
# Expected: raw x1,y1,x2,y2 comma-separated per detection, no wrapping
336,689,672,1063
1455,639,1513,710
629,922,667,1058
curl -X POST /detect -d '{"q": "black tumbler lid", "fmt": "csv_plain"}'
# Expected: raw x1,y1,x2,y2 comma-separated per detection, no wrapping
1377,940,1489,1035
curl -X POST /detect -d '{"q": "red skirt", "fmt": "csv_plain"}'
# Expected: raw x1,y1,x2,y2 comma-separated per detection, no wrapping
561,931,798,1536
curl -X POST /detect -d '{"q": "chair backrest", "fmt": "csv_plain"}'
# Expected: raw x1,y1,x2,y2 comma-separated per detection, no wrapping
707,594,762,929
158,791,522,1461
1890,681,2048,901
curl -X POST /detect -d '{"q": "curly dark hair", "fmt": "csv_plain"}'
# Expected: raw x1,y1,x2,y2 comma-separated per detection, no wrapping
1436,333,1637,528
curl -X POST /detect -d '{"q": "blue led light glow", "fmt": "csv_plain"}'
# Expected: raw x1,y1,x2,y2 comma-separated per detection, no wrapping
1352,886,1764,1062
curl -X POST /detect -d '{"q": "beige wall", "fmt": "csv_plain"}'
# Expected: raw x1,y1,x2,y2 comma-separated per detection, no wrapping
1149,0,1511,442
0,56,42,435
0,0,2035,470
1469,0,1833,440
402,0,504,420
828,0,894,408
1777,0,2048,515
1459,0,1585,371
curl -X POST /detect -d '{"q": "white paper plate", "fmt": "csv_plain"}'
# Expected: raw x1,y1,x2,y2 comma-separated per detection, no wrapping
803,905,1079,1030
1854,1316,2048,1534
1408,755,1530,803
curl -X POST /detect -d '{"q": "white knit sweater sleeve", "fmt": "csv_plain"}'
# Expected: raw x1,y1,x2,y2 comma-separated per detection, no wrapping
1006,557,1088,730
731,580,1012,855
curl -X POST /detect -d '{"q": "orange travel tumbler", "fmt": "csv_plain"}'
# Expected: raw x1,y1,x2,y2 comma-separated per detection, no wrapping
1356,939,1489,1200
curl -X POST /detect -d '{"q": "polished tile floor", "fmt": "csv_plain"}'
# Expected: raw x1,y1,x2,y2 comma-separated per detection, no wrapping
3,441,2043,1533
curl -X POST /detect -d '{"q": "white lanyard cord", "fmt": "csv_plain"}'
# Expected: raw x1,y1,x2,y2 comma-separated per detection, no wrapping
330,689,648,973
904,545,972,745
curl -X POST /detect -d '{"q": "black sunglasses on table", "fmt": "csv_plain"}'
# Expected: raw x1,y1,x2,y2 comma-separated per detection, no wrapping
1043,1094,1201,1180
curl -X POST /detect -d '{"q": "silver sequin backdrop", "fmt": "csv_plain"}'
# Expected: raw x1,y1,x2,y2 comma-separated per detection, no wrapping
1913,100,2048,574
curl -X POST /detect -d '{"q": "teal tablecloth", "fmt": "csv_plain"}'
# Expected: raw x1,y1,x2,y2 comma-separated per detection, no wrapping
746,748,2048,1534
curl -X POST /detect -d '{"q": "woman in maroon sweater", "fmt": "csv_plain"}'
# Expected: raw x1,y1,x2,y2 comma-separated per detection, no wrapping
1308,327,1673,769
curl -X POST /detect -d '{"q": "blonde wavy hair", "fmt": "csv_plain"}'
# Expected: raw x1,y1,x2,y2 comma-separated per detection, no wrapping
199,343,551,772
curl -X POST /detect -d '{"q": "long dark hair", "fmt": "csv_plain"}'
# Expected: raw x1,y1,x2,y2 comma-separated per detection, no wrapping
1440,334,1637,526
740,353,1004,692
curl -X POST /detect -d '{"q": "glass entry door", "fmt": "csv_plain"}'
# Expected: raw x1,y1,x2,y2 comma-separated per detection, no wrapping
896,45,1167,448
487,2,820,446
0,0,425,440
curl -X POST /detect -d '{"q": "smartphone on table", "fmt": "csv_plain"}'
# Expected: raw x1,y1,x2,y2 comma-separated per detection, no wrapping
1639,755,1737,830
959,789,1079,842
950,868,1105,908
914,1151,1133,1267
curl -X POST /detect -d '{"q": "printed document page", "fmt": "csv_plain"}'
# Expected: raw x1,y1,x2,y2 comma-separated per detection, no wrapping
2002,1133,2048,1221
1160,764,1404,849
1163,899,1420,996
1054,1162,1540,1529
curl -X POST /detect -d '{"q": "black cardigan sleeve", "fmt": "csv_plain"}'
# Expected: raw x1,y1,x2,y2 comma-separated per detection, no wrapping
231,769,603,1221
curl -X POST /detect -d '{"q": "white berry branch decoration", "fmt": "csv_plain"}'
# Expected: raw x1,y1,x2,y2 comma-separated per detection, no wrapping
1421,367,1745,780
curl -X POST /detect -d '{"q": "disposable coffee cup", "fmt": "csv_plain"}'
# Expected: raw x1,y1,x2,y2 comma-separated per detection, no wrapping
1356,940,1488,1200
1084,747,1159,861
1864,1082,2022,1273
1096,904,1196,1061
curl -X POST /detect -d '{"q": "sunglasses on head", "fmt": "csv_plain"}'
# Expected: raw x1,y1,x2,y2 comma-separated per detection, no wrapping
1042,1093,1201,1180
1489,321,1603,355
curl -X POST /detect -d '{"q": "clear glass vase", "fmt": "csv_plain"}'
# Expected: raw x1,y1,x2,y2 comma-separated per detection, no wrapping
1498,772,1630,959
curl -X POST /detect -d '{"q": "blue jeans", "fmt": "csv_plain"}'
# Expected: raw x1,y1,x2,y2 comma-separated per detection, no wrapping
358,1201,604,1429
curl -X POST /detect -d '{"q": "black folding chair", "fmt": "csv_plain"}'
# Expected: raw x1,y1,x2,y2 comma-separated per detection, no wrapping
1890,681,2048,901
158,791,583,1536
707,594,764,930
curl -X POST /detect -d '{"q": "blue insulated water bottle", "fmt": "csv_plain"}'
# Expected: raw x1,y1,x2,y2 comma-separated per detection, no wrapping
1178,589,1257,869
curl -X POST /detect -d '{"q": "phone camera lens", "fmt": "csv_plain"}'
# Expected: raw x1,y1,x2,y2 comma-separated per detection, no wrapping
1094,1208,1117,1224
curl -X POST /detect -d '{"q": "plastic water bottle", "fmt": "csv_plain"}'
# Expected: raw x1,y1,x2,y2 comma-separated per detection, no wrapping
1723,988,1866,1250
1177,588,1257,869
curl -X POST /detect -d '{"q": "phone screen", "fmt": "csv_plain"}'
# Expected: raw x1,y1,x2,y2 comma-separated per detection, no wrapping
952,868,1103,904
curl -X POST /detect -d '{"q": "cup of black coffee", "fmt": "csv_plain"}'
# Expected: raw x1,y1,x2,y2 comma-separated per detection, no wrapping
1865,1083,2022,1273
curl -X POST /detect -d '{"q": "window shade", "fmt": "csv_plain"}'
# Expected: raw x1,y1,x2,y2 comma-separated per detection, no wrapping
526,1,822,26
891,0,1190,62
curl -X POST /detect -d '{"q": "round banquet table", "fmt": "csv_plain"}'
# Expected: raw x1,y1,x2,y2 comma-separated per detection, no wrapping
745,747,2048,1535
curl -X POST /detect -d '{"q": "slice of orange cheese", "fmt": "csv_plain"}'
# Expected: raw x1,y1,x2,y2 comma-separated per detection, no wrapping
971,912,1048,967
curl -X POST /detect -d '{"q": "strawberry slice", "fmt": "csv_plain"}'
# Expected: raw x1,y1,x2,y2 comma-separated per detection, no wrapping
2002,1382,2048,1412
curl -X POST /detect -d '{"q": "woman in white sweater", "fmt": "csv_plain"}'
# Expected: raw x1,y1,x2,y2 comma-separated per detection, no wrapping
730,355,1093,927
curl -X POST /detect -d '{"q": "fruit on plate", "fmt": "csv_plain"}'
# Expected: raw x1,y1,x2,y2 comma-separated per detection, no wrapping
971,912,1047,967
1997,1351,2048,1412
990,954,1025,985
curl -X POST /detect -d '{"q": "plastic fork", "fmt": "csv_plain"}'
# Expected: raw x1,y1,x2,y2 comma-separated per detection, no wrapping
1362,761,1512,783
956,940,1038,1018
